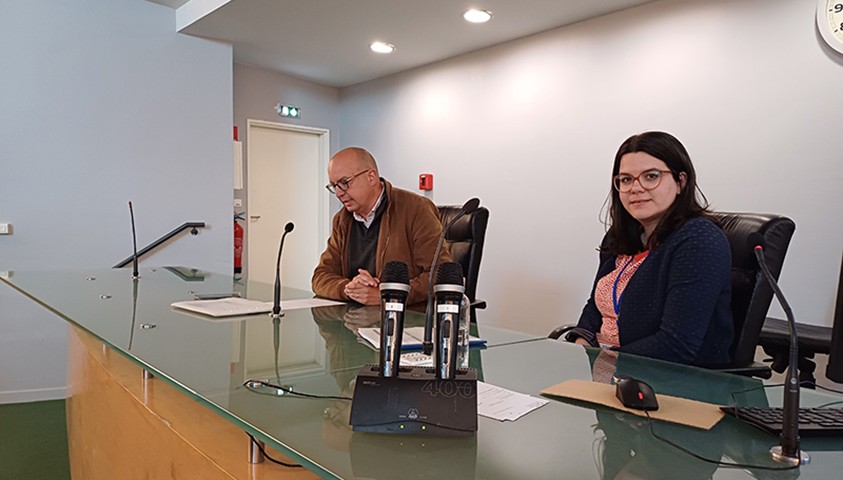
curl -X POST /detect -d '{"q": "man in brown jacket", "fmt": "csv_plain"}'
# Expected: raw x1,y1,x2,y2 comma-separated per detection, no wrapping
312,147,449,305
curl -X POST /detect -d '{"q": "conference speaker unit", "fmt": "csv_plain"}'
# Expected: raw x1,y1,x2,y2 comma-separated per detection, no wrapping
349,364,478,436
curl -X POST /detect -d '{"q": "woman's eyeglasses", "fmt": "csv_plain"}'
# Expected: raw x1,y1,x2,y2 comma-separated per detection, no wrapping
613,169,673,193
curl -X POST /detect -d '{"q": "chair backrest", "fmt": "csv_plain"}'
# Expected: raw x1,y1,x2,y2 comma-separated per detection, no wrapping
437,205,489,303
712,212,795,368
826,254,843,383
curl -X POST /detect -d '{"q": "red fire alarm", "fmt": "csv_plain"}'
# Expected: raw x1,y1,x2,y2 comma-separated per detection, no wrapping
419,173,433,191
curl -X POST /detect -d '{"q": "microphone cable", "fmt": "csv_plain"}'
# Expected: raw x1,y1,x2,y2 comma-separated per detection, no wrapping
243,379,353,402
245,433,302,468
642,411,799,471
242,379,353,467
640,378,843,472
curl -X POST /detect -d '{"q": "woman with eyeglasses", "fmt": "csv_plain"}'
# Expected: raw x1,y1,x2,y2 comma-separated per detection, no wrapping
568,131,733,366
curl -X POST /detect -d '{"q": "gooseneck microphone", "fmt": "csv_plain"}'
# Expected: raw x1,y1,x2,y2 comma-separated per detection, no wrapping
423,197,480,355
379,261,411,377
750,232,808,466
128,273,139,350
273,316,282,386
272,222,295,320
433,262,465,380
128,201,140,279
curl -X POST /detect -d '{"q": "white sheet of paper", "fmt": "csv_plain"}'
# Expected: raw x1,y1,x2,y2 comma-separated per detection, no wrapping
171,296,345,319
282,297,345,310
477,381,549,422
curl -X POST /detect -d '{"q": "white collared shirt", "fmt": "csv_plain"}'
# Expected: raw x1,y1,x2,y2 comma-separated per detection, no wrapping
352,185,385,229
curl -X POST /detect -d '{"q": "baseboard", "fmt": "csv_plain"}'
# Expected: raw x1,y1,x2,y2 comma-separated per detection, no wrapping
0,386,68,405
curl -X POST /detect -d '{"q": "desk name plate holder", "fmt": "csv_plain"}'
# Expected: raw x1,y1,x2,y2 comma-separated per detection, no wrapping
349,364,478,436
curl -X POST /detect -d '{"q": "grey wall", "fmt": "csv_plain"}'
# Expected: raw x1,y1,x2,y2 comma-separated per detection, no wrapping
0,0,233,402
234,63,340,153
232,63,341,275
339,0,843,335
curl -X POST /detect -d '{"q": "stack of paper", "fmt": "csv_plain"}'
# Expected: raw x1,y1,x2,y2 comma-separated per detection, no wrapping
400,351,434,367
358,326,486,351
171,297,273,317
171,297,345,318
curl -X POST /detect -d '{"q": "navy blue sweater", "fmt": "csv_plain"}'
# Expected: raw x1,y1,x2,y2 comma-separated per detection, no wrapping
577,217,733,366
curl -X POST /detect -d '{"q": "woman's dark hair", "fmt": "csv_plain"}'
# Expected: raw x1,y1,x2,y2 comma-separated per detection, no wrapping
603,131,713,255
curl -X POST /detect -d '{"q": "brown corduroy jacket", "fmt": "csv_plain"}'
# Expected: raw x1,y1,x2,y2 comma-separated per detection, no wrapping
312,179,451,305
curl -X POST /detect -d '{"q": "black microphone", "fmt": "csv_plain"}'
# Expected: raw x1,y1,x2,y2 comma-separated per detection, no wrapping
749,232,807,465
433,262,465,380
272,222,295,320
128,274,138,350
273,316,282,385
379,261,410,377
128,201,139,279
423,197,480,355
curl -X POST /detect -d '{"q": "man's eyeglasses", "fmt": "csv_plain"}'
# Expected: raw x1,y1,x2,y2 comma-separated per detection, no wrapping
325,170,370,194
613,169,674,193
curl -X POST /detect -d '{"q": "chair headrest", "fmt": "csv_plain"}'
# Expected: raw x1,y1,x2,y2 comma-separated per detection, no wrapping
438,205,489,242
711,212,795,273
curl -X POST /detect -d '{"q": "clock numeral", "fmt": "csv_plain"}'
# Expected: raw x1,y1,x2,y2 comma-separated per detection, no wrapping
835,3,843,14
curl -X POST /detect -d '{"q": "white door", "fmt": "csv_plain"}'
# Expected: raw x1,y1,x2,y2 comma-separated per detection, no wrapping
246,120,330,290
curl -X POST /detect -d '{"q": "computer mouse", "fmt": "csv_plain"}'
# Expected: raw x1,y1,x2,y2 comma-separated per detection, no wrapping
615,377,659,411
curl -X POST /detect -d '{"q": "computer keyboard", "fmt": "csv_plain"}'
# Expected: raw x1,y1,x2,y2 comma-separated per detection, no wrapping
721,406,843,437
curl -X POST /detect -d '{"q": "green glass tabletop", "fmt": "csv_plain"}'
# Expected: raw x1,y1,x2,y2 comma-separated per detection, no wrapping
4,267,843,479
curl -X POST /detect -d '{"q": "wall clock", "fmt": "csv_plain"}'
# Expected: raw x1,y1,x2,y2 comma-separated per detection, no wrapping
818,0,843,54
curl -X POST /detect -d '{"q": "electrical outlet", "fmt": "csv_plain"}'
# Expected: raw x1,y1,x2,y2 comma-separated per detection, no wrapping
234,199,242,208
0,223,10,235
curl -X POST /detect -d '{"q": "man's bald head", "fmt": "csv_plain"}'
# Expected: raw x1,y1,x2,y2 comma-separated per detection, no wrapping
327,147,382,215
330,147,379,175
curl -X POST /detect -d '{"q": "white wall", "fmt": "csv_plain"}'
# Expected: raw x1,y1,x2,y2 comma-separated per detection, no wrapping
339,0,843,335
0,0,233,402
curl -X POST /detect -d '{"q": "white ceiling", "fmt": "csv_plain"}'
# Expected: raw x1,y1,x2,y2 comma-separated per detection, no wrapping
148,0,657,88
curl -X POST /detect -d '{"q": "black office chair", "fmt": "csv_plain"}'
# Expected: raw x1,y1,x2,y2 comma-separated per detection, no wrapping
711,212,795,378
549,212,795,378
438,204,489,322
758,254,842,385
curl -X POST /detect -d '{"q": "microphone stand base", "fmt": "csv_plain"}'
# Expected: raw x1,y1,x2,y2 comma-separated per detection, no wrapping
770,445,810,466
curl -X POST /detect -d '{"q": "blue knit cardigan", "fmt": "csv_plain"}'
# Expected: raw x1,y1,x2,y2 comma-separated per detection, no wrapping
577,217,734,366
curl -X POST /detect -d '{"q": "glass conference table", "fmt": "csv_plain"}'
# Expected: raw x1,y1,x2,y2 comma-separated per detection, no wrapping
4,267,843,479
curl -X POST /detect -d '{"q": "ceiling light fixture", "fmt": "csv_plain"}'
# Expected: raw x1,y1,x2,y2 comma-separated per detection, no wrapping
369,41,395,54
463,9,493,23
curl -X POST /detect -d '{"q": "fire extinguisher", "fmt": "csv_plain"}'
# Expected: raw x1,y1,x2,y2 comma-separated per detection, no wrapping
234,213,244,274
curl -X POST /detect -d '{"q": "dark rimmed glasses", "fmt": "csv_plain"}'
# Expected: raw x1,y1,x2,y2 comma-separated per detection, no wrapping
325,170,371,194
613,169,674,193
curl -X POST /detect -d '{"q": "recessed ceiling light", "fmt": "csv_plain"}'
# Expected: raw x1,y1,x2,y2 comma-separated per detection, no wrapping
370,41,395,54
463,9,493,23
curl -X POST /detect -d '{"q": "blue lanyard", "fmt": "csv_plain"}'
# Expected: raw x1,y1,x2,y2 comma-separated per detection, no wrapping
612,256,635,315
